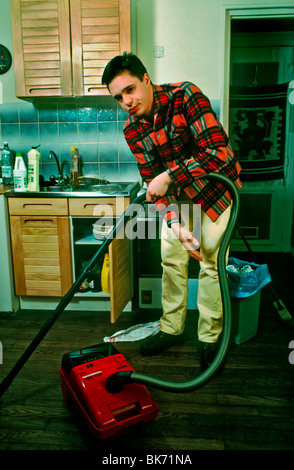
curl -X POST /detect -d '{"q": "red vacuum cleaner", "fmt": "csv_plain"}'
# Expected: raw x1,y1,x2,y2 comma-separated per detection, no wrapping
60,343,158,439
0,174,240,440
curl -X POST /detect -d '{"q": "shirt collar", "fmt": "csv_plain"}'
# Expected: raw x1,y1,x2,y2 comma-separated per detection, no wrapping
152,84,170,115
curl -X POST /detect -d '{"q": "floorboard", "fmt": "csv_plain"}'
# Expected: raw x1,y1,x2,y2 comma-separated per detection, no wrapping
0,252,294,451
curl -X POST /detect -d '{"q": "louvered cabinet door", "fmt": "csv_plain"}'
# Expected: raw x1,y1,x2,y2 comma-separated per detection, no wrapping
8,198,72,296
10,0,72,97
9,215,73,296
70,0,131,96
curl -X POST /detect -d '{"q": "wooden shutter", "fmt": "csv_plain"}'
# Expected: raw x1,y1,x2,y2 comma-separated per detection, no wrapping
10,0,72,97
70,0,131,96
10,216,72,296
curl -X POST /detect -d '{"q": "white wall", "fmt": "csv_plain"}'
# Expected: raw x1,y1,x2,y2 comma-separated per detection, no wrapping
135,0,294,99
0,0,18,103
135,0,224,98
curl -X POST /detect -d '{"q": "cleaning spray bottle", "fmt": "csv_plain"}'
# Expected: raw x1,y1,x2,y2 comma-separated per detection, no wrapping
27,145,41,192
101,254,110,294
13,153,27,191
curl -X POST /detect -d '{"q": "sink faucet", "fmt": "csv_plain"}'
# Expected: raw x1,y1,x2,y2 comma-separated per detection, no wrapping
49,150,63,183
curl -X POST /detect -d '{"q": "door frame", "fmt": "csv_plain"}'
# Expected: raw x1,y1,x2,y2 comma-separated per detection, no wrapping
221,4,294,131
221,5,294,252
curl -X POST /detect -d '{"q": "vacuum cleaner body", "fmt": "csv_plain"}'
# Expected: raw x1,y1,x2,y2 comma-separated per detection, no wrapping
60,343,158,439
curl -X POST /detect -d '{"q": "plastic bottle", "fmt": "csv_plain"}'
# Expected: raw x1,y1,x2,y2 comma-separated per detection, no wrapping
101,254,110,294
13,153,27,192
1,142,14,185
27,146,41,192
70,146,79,187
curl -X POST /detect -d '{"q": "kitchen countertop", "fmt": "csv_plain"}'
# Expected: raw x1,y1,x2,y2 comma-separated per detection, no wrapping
0,184,13,194
4,181,141,200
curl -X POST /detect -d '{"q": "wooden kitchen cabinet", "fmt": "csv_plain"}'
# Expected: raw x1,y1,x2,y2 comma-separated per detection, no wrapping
8,198,72,297
7,195,133,322
10,0,131,97
69,197,133,323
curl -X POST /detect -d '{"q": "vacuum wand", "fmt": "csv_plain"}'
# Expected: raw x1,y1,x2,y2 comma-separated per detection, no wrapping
0,192,146,398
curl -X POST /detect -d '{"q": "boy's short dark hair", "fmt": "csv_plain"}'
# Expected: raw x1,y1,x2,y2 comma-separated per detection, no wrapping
102,51,148,87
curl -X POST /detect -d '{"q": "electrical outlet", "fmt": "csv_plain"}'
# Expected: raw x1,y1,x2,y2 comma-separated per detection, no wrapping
153,46,164,58
141,290,152,304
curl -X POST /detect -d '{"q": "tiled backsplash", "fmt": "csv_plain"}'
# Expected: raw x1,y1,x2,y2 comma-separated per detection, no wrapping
0,98,140,183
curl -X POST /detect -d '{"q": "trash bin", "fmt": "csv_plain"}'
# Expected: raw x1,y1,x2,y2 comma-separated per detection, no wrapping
226,257,271,345
231,291,261,345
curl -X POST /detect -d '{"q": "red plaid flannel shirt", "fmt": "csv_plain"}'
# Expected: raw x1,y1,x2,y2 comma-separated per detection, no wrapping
123,81,242,224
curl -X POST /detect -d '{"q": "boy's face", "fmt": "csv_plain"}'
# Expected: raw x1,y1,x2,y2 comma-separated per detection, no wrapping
108,71,154,120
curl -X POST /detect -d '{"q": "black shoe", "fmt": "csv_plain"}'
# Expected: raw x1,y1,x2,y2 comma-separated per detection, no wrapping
200,342,218,371
140,331,184,356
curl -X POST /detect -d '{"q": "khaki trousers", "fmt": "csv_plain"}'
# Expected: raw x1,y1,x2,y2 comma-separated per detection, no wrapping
160,198,231,343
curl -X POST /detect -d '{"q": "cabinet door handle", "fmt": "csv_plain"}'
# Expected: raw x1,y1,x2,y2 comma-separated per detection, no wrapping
23,203,54,210
28,88,60,96
84,203,116,217
23,218,55,225
85,87,109,96
83,203,115,209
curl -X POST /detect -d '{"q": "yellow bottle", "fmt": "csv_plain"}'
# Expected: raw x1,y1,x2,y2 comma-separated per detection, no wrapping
101,254,110,294
70,145,79,188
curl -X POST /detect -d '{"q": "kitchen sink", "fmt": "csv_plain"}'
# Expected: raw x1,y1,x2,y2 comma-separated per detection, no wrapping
40,185,65,192
8,181,141,199
36,181,141,198
77,183,128,194
40,183,128,194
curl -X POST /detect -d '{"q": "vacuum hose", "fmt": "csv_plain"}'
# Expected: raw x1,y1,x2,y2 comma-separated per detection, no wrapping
106,173,240,393
0,173,239,398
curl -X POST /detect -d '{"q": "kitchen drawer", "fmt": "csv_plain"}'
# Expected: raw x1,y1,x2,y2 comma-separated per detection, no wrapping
69,197,130,216
8,198,68,216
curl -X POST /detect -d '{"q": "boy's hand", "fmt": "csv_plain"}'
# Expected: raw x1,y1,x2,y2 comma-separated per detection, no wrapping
146,171,172,201
171,223,203,261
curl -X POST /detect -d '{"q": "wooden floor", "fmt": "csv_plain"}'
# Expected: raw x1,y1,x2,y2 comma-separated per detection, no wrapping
0,252,294,451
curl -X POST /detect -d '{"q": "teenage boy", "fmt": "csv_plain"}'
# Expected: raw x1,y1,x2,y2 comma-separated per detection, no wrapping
102,53,241,370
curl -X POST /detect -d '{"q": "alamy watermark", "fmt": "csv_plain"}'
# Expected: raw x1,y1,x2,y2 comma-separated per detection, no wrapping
91,201,202,247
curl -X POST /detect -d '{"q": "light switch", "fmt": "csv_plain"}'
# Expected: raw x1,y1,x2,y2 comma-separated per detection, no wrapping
153,46,164,58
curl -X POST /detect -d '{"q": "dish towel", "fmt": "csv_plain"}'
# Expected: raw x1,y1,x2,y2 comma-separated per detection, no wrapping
104,320,160,343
